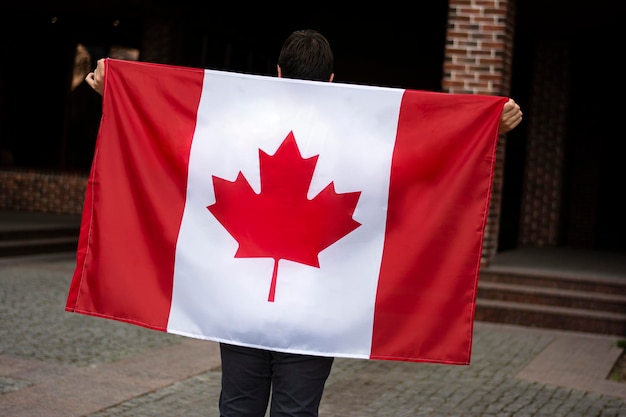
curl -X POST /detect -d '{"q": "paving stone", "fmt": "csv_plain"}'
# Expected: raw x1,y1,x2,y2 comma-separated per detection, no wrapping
0,257,624,417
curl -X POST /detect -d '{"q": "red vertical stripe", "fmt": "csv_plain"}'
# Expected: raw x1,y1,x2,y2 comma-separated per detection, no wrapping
371,90,506,364
65,59,204,330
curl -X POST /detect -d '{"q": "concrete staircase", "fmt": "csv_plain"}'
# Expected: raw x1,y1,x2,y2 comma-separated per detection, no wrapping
0,210,80,258
0,228,79,257
476,267,626,337
1,210,625,337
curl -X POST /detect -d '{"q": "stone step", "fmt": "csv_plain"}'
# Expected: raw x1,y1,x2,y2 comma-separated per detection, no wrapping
477,280,626,313
475,299,626,336
0,211,80,258
479,269,626,294
477,268,626,336
0,226,79,241
0,236,79,257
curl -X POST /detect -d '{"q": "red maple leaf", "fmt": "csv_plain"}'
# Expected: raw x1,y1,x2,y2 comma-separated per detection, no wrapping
207,131,362,302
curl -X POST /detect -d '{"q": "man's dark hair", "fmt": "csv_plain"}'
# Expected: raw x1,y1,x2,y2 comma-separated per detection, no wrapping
277,29,334,82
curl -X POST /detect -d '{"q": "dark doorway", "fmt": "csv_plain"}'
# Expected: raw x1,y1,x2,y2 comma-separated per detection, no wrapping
499,0,625,254
0,5,449,172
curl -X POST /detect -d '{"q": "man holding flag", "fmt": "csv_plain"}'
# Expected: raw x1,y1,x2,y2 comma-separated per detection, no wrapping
81,29,522,417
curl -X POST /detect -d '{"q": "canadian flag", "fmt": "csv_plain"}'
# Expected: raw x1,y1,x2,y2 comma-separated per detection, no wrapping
66,59,507,365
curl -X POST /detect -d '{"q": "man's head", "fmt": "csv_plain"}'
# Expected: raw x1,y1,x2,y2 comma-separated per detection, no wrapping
277,29,334,82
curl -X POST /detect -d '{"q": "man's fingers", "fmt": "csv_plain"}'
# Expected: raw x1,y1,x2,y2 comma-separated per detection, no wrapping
498,98,523,134
84,71,104,95
85,72,95,87
503,98,519,114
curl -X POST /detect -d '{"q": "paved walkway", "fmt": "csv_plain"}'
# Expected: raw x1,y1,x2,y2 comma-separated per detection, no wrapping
1,254,625,417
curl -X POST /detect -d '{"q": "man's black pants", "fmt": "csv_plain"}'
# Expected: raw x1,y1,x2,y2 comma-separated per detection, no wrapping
219,343,334,417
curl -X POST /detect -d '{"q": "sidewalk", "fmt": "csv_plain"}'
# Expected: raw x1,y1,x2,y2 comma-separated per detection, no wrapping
1,254,625,417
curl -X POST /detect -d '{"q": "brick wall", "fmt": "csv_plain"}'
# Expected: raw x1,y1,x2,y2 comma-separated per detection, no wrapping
1,2,521,266
444,0,516,265
518,42,569,247
138,17,178,64
0,170,87,215
0,20,178,218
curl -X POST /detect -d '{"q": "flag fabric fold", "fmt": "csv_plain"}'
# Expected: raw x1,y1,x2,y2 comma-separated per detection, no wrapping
66,58,507,365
